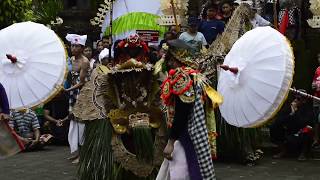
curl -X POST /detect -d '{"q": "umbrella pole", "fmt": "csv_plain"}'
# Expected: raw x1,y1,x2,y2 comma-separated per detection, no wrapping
109,0,114,59
290,88,320,102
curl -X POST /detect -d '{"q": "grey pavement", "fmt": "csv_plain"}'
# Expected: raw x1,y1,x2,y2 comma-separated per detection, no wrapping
0,146,320,180
0,146,76,180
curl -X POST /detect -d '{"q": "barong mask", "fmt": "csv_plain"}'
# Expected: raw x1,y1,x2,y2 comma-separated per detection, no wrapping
114,34,150,65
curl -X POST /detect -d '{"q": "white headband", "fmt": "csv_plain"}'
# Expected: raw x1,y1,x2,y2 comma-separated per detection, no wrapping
99,48,114,62
66,34,87,46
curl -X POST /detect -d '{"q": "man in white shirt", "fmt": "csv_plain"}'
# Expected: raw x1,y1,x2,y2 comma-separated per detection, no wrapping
179,17,207,53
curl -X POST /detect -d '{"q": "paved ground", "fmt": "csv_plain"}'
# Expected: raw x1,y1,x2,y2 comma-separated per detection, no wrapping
0,146,320,180
0,146,76,180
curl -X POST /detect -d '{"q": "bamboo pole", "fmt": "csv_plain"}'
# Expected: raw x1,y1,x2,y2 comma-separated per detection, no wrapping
273,0,278,30
109,0,114,59
290,88,320,102
170,0,180,32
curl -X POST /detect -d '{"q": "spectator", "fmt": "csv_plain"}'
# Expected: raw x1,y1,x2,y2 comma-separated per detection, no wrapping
233,2,240,10
9,109,52,151
270,91,314,161
199,4,225,45
312,53,320,148
169,25,180,38
221,1,234,24
43,92,70,145
33,105,45,133
102,36,111,49
83,46,97,69
93,40,104,61
201,0,221,19
179,17,207,53
99,48,113,67
149,45,161,64
159,31,176,49
247,5,271,28
96,40,104,53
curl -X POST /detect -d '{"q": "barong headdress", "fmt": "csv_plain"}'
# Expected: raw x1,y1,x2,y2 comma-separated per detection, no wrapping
65,34,87,46
166,39,199,69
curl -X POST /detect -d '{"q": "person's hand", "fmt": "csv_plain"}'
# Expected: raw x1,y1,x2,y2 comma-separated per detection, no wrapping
163,140,174,160
63,88,70,93
30,140,39,147
316,83,320,91
290,101,298,114
56,120,63,127
0,113,10,121
21,137,31,144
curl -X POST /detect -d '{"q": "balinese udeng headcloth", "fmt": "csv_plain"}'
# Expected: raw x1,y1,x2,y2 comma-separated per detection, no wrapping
65,34,87,46
99,48,113,63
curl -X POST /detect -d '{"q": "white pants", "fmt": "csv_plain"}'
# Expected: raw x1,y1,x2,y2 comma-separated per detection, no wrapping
156,141,190,180
68,120,85,153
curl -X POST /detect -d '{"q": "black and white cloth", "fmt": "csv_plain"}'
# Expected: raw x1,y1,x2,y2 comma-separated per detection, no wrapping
188,85,216,180
278,7,300,26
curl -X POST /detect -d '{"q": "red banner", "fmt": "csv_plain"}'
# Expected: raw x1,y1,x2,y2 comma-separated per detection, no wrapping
136,30,160,43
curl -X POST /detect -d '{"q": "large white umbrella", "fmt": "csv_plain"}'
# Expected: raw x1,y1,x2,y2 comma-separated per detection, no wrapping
218,26,294,128
0,22,66,110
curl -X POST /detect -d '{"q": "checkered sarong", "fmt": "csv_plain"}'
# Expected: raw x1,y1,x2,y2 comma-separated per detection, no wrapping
188,85,216,180
278,7,300,26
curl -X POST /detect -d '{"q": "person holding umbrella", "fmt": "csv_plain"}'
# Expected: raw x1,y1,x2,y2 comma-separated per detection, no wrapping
65,34,90,164
270,90,314,161
0,82,24,158
0,83,10,121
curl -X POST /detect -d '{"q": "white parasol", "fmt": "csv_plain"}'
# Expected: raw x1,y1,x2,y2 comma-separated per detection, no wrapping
217,26,294,128
0,22,66,110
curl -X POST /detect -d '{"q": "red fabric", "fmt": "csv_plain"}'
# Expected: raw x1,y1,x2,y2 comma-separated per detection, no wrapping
313,67,320,97
301,126,313,134
279,9,289,34
4,122,25,150
0,121,24,158
160,68,199,105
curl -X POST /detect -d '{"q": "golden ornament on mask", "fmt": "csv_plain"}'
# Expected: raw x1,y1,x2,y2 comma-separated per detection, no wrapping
107,108,162,134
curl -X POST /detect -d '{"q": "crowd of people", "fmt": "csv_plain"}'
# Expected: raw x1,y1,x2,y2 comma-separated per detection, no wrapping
0,1,320,176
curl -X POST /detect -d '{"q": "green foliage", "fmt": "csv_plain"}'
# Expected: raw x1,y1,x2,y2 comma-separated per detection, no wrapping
0,0,33,28
32,0,64,25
